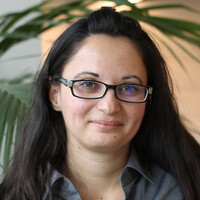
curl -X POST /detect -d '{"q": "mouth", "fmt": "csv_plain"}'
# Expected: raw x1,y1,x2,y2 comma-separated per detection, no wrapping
90,120,123,131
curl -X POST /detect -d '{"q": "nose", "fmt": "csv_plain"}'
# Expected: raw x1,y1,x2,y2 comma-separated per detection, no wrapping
97,89,121,115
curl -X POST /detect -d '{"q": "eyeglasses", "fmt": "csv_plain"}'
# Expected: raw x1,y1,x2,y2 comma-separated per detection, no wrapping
56,77,153,103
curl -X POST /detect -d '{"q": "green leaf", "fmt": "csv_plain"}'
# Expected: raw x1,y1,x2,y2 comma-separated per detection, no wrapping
143,16,200,47
108,0,134,6
140,3,200,14
167,36,200,64
0,75,32,173
14,103,26,149
3,98,20,173
0,94,15,173
150,31,187,70
1,0,200,59
0,83,32,105
0,1,49,33
160,39,186,71
150,17,200,34
0,93,12,155
0,0,93,56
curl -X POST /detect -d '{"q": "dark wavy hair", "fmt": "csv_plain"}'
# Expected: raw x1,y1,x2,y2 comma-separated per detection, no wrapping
1,7,200,200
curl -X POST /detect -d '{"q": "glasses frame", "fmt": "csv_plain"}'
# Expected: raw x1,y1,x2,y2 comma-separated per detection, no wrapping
55,77,153,103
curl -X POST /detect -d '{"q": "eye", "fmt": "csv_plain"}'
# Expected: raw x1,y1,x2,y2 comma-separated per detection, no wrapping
121,84,138,92
75,80,101,93
117,84,141,96
80,81,98,89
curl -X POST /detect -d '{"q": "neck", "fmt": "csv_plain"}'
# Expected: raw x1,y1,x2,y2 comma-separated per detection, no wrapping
62,143,130,200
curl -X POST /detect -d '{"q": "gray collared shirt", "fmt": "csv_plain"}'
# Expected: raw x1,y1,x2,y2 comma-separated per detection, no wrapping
44,146,183,200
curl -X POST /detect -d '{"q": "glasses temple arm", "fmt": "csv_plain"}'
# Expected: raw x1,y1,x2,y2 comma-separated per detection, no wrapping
59,77,73,87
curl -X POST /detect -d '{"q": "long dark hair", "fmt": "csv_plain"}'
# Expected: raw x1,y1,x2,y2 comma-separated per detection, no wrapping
1,7,200,200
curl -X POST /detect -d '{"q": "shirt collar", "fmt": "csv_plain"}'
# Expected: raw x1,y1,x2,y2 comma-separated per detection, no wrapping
121,143,153,185
49,144,154,188
50,168,63,187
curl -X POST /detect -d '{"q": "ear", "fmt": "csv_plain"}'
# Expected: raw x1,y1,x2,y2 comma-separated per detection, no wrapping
49,85,61,111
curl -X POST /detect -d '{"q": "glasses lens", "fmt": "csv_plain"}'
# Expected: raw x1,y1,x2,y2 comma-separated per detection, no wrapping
73,80,105,98
116,84,147,102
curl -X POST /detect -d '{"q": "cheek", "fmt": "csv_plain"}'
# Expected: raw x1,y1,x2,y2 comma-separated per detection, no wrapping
126,104,146,129
60,96,93,130
127,102,145,115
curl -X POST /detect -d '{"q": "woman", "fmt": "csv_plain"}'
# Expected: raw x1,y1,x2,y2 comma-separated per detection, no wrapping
0,7,200,200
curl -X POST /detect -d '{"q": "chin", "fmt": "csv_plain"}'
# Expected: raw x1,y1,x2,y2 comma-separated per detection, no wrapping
87,137,129,153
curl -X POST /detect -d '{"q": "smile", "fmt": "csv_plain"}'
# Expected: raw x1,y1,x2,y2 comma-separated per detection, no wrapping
90,120,123,131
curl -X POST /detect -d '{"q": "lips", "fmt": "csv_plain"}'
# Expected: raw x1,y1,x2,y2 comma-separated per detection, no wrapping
90,120,123,131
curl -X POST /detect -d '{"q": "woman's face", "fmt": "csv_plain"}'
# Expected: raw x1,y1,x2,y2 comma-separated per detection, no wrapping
50,35,147,153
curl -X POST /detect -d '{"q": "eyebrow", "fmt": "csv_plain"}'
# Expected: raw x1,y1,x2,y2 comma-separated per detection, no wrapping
73,72,143,84
121,75,143,84
74,71,99,79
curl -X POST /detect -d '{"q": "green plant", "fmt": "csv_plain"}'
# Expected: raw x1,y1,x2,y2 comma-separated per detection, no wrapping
0,0,200,176
0,74,32,173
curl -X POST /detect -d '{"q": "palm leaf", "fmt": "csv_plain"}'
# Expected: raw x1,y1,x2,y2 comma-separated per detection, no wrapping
0,0,92,56
0,0,199,66
140,3,200,13
0,75,32,174
152,33,186,71
143,16,200,44
0,1,49,33
3,98,20,173
167,36,200,64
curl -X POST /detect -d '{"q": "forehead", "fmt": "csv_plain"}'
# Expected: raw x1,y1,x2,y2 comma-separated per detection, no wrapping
62,34,147,84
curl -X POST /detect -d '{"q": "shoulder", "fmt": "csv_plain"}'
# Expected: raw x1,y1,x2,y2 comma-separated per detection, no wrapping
124,144,184,200
127,163,183,200
138,164,183,200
